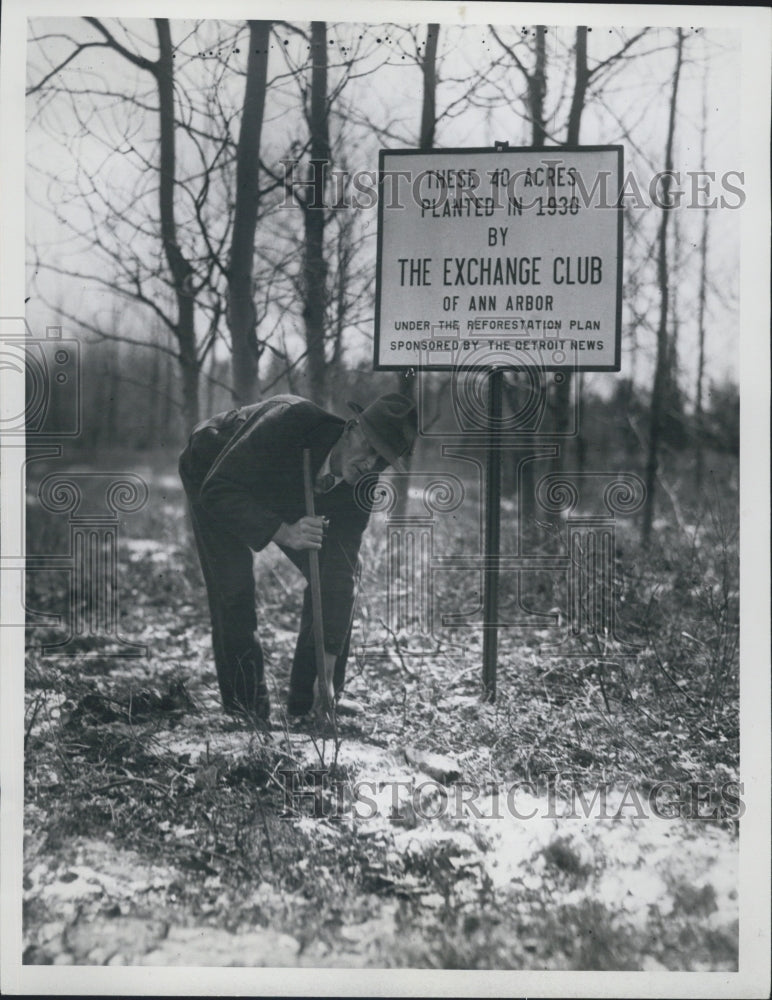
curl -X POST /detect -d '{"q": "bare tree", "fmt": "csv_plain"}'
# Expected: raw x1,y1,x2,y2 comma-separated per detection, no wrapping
489,26,652,478
227,20,271,406
492,26,548,532
642,28,684,545
26,18,238,428
550,26,588,472
255,22,396,403
297,21,332,404
694,61,711,492
419,23,441,149
154,18,200,426
489,24,548,144
398,23,440,409
552,27,649,471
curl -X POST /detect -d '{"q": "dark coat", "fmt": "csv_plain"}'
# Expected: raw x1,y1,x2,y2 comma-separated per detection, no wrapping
179,395,373,654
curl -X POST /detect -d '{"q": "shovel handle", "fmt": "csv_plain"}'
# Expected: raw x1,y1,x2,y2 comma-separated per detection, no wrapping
302,449,333,712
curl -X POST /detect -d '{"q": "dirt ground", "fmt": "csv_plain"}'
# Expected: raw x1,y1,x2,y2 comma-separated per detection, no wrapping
22,460,740,970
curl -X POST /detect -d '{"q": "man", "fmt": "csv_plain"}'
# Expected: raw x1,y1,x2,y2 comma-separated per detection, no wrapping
179,392,417,723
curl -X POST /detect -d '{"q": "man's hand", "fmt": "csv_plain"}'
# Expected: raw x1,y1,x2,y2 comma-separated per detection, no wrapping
272,515,328,551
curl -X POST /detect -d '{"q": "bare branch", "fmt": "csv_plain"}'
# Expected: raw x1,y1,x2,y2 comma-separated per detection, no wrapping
587,29,650,82
82,17,158,74
26,41,115,96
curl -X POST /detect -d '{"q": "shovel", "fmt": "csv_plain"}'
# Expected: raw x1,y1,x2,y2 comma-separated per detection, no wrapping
302,449,335,719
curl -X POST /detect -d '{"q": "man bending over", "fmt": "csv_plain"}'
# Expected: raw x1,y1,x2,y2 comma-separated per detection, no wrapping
179,393,417,723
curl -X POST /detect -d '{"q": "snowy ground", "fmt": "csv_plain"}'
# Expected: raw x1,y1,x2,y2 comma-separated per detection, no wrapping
22,476,740,970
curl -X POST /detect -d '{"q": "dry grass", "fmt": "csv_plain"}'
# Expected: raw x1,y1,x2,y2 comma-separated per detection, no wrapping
21,447,739,969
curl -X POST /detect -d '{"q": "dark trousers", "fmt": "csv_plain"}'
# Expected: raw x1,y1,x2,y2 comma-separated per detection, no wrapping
282,555,355,714
187,498,354,716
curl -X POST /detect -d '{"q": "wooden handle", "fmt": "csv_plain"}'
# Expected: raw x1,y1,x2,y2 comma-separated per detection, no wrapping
302,449,333,713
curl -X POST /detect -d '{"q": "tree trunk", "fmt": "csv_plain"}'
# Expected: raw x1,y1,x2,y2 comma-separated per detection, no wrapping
399,25,439,407
227,20,271,406
669,206,681,373
642,29,683,545
419,24,439,150
303,21,330,405
74,19,201,433
566,26,588,146
551,26,589,474
694,66,710,492
531,25,547,145
178,340,200,433
96,347,110,448
106,343,120,447
145,341,160,448
516,27,548,537
206,348,217,417
331,215,351,371
666,206,684,447
163,348,174,432
155,18,199,428
575,371,587,471
395,23,440,516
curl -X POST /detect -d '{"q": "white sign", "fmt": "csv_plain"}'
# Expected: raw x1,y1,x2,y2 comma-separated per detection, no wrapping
374,147,623,371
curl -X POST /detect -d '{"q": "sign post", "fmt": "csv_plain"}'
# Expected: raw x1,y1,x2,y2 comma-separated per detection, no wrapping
482,367,503,701
374,145,623,700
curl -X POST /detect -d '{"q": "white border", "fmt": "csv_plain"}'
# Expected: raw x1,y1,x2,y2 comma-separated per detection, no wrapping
2,2,769,996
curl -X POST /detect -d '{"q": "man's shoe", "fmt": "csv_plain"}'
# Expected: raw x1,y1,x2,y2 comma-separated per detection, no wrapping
287,694,364,720
335,695,365,717
287,690,314,718
224,683,271,726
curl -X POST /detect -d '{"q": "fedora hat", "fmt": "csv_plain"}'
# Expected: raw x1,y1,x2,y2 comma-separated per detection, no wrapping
347,393,417,473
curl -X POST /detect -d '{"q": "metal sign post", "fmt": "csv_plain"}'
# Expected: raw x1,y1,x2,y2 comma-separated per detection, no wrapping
482,367,503,701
